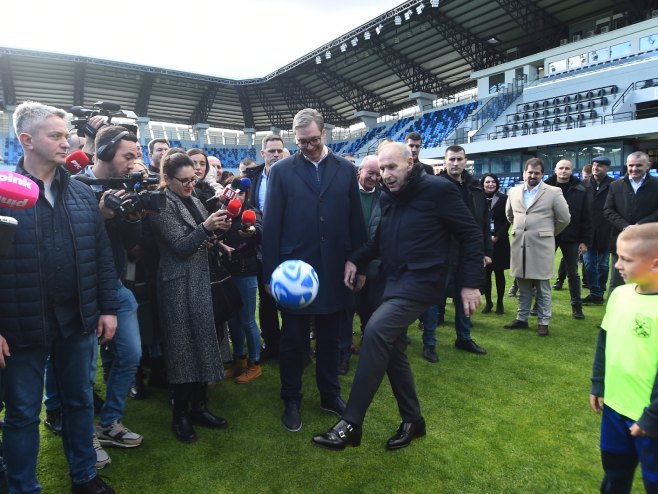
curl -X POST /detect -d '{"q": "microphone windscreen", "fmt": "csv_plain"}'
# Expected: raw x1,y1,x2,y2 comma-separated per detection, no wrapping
65,150,90,174
230,177,241,190
242,209,256,226
226,199,242,219
239,177,252,191
0,171,39,209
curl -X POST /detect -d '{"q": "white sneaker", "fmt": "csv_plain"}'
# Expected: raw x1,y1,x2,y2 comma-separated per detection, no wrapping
93,433,111,470
96,420,143,448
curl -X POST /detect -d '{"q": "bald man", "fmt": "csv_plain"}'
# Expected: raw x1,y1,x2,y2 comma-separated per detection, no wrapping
312,142,483,451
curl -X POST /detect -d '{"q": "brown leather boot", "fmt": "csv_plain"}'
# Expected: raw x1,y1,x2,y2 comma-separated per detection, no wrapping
223,356,247,378
235,363,263,384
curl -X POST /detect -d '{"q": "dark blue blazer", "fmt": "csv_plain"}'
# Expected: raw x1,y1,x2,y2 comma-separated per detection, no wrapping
262,150,367,314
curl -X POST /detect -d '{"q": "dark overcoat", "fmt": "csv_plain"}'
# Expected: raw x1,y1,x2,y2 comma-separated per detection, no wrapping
262,151,367,315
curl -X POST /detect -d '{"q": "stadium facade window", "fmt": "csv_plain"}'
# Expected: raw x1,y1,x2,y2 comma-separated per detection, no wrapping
610,41,632,58
537,141,625,170
589,48,610,64
639,34,658,51
489,73,505,94
548,59,567,74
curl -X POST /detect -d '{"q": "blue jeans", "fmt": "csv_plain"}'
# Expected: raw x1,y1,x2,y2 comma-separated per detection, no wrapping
227,276,261,362
583,248,610,298
422,267,472,345
44,283,141,427
0,332,97,493
98,283,141,426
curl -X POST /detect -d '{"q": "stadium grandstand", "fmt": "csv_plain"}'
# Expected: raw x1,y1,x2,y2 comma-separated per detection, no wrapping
2,0,658,186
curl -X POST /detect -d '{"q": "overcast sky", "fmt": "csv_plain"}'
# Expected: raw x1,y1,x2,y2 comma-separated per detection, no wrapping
0,0,403,79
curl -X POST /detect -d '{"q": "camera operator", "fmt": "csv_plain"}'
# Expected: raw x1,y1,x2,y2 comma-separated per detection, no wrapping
83,126,144,455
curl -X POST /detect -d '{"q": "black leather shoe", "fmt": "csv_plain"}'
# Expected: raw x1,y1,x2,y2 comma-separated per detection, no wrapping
504,319,528,330
320,396,346,417
189,408,229,429
552,281,564,290
582,294,604,305
422,345,439,363
71,475,115,494
44,408,62,435
572,306,585,320
312,419,362,450
386,418,426,450
282,402,302,432
481,303,493,314
455,339,487,355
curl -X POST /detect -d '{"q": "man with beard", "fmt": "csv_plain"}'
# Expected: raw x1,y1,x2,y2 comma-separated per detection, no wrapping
504,158,570,336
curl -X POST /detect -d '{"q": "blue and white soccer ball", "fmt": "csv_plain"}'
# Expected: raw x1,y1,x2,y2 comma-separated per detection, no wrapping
270,260,319,309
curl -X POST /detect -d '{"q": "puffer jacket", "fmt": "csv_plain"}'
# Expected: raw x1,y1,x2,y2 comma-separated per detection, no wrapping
0,159,118,350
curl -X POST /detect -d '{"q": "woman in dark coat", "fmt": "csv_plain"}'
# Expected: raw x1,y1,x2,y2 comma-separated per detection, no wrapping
150,152,232,443
481,173,511,314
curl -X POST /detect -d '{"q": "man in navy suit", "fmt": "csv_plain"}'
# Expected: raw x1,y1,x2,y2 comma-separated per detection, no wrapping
262,108,367,432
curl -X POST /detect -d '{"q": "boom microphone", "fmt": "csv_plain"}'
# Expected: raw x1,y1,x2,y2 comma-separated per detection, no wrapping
0,171,39,210
65,150,90,174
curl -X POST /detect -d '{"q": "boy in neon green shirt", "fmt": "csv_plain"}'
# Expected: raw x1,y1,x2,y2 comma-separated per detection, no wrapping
590,223,658,494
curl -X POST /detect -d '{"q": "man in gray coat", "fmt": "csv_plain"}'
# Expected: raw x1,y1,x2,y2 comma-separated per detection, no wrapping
504,158,570,336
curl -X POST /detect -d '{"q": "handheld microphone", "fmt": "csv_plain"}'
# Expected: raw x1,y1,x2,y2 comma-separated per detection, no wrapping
219,178,242,209
226,199,242,220
241,209,256,229
0,216,18,257
239,177,252,191
0,172,39,210
65,150,90,174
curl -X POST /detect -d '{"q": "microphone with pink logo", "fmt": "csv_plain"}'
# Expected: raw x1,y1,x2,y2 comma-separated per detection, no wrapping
0,171,40,256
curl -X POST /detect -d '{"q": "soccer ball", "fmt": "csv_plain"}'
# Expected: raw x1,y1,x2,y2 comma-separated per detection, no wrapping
270,260,319,309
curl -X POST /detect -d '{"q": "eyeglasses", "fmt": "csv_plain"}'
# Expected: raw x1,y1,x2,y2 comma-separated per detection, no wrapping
296,136,322,148
172,176,199,186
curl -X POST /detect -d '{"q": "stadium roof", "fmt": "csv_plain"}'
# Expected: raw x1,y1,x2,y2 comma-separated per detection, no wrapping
0,0,633,131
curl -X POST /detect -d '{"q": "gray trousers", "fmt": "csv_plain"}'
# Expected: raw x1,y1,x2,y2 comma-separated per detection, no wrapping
342,297,429,427
517,278,552,325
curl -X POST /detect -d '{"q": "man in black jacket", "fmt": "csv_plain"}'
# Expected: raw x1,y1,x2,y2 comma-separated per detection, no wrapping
312,142,483,451
429,145,492,357
246,134,286,361
582,156,613,304
0,101,118,494
545,160,593,319
604,151,658,294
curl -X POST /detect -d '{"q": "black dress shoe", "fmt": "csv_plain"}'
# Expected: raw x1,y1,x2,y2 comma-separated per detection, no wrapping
422,345,439,363
312,419,362,450
71,475,115,494
552,281,564,290
189,407,229,429
504,319,528,330
481,303,493,314
386,418,426,450
572,306,585,320
455,339,487,355
320,396,346,417
44,408,63,435
282,402,302,432
581,294,604,305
